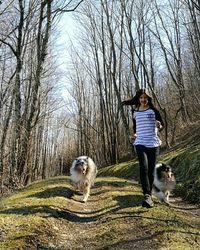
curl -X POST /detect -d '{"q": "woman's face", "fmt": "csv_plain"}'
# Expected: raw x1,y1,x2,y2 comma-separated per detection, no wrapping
139,93,148,106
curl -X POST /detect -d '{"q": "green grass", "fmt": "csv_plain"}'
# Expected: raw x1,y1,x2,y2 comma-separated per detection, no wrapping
0,136,200,249
0,176,72,249
98,159,139,180
0,176,199,249
99,142,200,204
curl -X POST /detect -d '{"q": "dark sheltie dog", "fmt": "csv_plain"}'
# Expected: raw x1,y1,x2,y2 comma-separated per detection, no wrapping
70,156,98,202
153,163,176,203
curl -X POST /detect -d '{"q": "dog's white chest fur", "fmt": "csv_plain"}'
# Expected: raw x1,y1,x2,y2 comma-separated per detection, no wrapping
153,178,174,193
70,156,97,202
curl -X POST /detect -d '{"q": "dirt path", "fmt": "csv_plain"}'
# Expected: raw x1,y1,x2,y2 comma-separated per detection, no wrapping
41,177,200,250
171,197,200,216
0,176,200,250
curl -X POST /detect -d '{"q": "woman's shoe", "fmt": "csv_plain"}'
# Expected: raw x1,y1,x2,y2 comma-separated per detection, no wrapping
142,194,154,208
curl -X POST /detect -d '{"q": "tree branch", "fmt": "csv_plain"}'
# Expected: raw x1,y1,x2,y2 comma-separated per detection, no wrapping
52,0,84,15
0,39,17,56
191,0,200,11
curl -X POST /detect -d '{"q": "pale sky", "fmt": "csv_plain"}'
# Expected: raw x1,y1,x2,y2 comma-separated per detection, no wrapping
56,13,76,63
55,13,79,103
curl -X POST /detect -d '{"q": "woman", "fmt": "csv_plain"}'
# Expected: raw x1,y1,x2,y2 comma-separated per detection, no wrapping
122,89,164,208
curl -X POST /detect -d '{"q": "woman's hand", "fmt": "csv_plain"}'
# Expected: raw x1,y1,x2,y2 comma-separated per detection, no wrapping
156,120,163,131
129,134,137,144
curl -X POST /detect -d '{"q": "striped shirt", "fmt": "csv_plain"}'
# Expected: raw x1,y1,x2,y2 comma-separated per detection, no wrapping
132,108,163,147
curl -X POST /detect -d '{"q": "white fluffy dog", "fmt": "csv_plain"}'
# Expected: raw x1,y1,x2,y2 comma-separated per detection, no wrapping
153,163,176,204
70,156,98,202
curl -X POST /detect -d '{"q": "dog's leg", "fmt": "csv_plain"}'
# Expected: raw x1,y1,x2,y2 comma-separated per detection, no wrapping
155,191,165,202
83,192,89,203
73,183,78,190
164,191,170,204
82,182,90,202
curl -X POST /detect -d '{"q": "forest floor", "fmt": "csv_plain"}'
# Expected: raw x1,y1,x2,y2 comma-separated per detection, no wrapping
0,175,200,250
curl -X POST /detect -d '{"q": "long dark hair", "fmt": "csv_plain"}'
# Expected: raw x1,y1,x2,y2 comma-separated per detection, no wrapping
132,89,154,108
122,89,155,108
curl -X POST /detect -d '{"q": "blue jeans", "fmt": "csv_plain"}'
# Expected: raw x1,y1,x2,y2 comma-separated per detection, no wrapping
135,145,159,195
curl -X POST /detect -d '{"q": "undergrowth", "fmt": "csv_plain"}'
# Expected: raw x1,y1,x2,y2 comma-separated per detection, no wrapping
99,138,200,204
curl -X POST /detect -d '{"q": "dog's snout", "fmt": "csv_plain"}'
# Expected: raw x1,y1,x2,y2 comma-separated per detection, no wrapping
167,173,171,178
167,171,173,179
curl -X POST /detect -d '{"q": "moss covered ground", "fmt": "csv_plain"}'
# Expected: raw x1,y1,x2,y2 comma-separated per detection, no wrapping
0,174,199,249
1,128,200,249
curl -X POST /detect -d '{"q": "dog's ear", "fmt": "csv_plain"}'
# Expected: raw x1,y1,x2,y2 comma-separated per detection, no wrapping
161,163,169,171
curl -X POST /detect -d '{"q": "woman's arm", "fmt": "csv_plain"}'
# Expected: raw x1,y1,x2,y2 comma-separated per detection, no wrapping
154,108,164,131
121,97,134,106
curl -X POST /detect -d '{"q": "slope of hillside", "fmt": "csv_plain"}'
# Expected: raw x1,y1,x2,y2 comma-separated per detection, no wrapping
0,176,199,249
99,124,200,204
